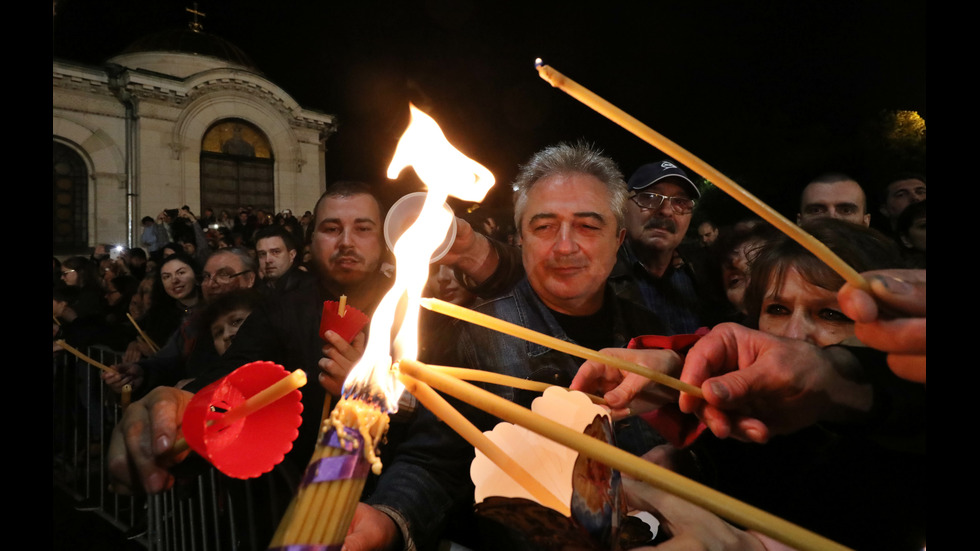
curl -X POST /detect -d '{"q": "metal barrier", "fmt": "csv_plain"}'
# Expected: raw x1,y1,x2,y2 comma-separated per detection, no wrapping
53,345,269,551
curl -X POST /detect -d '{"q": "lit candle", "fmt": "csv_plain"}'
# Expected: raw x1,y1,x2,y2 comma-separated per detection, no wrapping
398,358,852,551
419,297,699,398
535,59,869,292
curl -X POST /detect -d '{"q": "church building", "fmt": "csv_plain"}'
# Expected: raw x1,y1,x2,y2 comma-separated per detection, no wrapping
53,13,337,255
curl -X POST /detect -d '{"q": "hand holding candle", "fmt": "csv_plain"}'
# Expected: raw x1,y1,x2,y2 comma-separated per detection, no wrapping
398,358,852,551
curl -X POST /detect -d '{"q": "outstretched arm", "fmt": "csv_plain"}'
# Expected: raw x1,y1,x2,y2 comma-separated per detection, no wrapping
108,386,194,494
677,323,874,443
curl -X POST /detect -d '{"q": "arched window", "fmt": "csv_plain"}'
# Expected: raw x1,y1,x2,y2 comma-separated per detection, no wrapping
53,141,89,254
200,119,274,216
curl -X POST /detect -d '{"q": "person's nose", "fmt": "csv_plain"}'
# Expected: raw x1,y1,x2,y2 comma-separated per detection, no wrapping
338,228,354,248
553,224,579,255
653,196,675,217
782,311,818,345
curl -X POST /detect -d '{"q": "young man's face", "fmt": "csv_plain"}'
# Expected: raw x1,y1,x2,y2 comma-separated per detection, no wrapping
311,194,384,290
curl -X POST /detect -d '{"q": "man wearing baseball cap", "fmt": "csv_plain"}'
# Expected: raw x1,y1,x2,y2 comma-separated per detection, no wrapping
613,159,718,333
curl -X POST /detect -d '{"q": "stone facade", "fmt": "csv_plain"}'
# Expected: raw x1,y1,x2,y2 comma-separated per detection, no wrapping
53,38,337,252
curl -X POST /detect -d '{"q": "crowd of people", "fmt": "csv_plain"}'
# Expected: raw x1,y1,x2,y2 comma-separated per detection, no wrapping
53,143,926,551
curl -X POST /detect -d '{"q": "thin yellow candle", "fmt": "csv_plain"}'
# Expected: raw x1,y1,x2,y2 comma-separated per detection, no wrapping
127,313,160,352
398,370,570,515
398,358,852,551
426,364,607,406
56,339,119,375
121,384,132,411
213,369,307,429
534,59,869,292
338,294,348,317
419,297,699,398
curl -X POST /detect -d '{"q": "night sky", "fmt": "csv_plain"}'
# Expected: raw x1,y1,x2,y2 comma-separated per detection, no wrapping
52,0,926,221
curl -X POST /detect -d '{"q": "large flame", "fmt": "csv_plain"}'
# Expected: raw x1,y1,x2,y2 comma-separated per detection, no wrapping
342,104,495,412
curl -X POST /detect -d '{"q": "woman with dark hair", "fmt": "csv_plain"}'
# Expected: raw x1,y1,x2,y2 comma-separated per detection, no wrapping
58,256,107,319
131,252,203,360
703,222,781,324
744,218,905,347
672,218,924,551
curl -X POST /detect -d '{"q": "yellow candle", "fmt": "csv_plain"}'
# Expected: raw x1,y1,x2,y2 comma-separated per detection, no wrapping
127,313,160,352
213,369,307,429
398,371,570,515
56,339,118,375
121,384,132,411
338,294,348,317
426,364,607,406
419,298,700,398
535,60,869,292
398,358,852,551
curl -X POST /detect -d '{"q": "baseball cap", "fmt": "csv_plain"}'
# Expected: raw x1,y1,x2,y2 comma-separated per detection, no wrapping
627,160,701,199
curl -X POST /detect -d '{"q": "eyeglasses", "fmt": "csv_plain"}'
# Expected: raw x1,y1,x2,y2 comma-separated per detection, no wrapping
199,270,250,285
629,191,696,214
60,269,76,277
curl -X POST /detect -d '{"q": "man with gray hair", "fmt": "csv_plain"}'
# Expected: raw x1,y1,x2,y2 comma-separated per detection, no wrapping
343,142,674,550
456,155,728,334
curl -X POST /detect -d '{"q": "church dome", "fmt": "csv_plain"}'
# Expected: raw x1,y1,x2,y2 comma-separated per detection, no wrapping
109,27,263,77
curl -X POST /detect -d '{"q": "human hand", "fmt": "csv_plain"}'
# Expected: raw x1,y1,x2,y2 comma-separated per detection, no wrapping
437,217,497,284
569,348,682,420
838,269,925,383
622,477,767,551
318,330,366,396
123,339,153,363
678,323,873,443
342,503,402,551
108,386,194,495
103,362,144,394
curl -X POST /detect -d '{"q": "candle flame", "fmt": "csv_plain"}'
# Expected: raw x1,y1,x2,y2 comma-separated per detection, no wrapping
342,104,495,412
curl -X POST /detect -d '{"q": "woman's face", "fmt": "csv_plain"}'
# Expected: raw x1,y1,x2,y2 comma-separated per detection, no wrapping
721,238,765,314
61,267,79,286
757,267,854,347
903,216,926,253
160,260,197,302
211,308,252,355
426,265,475,306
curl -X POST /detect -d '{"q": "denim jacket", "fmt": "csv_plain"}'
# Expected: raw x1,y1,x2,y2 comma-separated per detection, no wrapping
367,277,670,550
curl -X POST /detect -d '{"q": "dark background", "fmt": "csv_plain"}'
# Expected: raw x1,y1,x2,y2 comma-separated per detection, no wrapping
52,0,927,223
